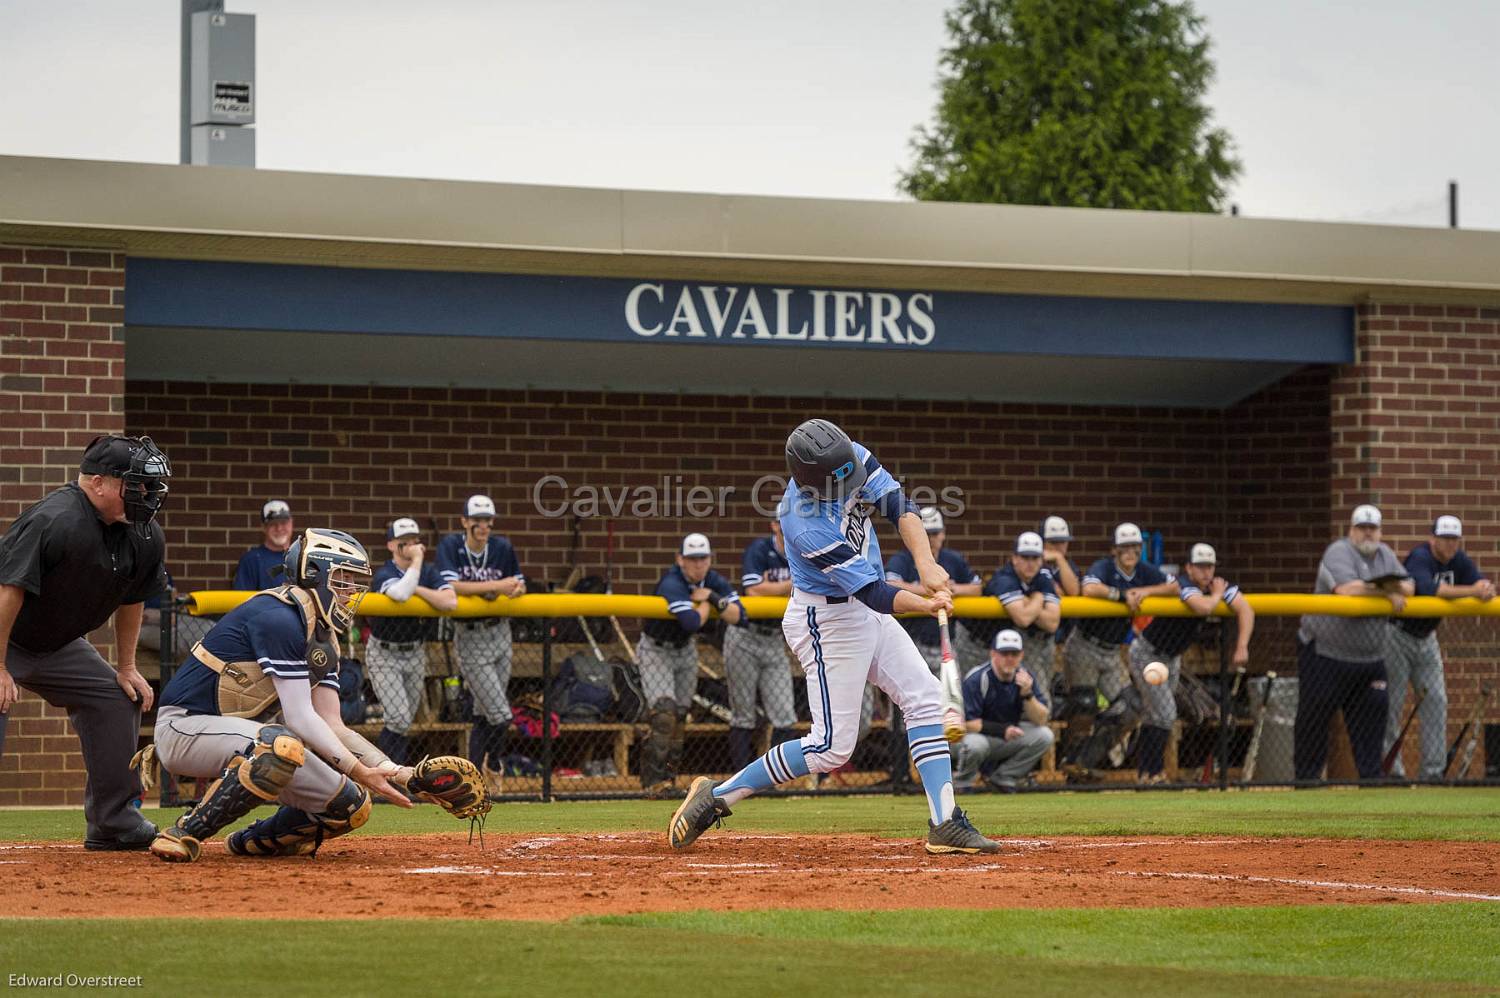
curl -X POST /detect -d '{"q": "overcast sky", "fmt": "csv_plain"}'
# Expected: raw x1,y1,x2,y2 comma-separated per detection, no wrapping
2,0,1496,229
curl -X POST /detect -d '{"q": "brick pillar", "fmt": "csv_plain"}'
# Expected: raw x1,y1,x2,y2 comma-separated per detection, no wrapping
0,244,127,805
1330,302,1500,771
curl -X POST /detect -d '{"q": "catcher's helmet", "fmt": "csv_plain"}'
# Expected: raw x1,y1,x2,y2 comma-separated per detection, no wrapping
785,419,867,501
283,528,371,633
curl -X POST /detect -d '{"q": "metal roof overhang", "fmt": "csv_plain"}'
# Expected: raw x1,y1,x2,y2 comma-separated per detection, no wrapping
7,155,1499,407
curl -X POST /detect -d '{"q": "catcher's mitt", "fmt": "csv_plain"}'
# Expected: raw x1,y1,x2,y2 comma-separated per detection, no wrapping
407,755,492,844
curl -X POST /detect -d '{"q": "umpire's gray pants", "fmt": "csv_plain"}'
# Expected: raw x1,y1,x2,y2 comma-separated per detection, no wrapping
951,722,1054,788
0,638,145,839
1383,627,1448,780
723,625,796,729
638,634,699,711
1127,636,1180,729
454,619,512,725
153,705,345,814
365,640,427,735
1063,631,1128,701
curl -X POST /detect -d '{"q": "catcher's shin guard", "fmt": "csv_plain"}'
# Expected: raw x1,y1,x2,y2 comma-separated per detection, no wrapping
640,700,676,789
150,725,304,862
227,778,372,857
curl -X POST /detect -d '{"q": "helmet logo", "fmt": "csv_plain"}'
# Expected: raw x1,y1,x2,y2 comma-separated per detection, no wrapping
833,461,855,481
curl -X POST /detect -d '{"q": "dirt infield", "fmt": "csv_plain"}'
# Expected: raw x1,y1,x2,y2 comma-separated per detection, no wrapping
3,833,1497,920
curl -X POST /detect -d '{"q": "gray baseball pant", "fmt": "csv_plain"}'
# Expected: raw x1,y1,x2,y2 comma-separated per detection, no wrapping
0,638,146,839
723,625,797,729
365,640,427,735
153,704,345,813
1383,627,1448,780
454,619,512,725
951,722,1054,788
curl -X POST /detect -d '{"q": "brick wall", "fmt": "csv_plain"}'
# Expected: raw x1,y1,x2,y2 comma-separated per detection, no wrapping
126,383,1299,596
0,243,127,806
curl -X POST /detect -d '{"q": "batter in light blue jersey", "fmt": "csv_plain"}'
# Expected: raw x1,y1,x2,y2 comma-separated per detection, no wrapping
669,419,999,855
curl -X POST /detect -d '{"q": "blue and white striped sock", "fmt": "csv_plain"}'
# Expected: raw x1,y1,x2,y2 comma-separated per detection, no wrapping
907,723,956,825
714,738,810,807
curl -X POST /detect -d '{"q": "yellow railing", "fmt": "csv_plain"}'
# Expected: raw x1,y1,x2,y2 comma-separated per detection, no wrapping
183,591,1500,620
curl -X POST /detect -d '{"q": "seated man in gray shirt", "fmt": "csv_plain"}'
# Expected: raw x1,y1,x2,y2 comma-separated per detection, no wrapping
1294,504,1413,780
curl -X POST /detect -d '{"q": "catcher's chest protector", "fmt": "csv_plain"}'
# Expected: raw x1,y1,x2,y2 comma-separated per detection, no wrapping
192,587,342,720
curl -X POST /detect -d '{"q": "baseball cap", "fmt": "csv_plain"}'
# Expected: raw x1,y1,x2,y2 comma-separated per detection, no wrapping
1114,522,1143,546
919,507,944,533
1015,531,1044,556
681,532,712,557
465,494,496,518
261,499,292,523
993,629,1024,653
1189,543,1218,566
1433,515,1463,537
387,517,421,541
1351,504,1382,528
1041,516,1072,542
79,435,138,476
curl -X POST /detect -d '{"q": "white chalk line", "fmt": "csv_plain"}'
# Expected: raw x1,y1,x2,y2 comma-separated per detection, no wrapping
1108,869,1500,902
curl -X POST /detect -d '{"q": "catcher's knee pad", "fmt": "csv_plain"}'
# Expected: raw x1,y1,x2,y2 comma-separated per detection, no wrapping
228,779,371,858
156,728,306,858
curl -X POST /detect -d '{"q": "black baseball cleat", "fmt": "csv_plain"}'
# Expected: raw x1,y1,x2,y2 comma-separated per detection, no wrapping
85,817,159,852
925,807,1001,855
668,776,731,850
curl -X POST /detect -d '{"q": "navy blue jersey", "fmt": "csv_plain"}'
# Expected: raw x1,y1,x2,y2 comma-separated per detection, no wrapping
160,592,337,716
740,534,791,629
368,560,451,643
1077,558,1172,645
887,547,980,647
435,533,523,588
1142,579,1241,658
1399,543,1485,638
740,535,791,590
642,565,740,645
961,663,1050,727
980,564,1059,642
233,545,286,591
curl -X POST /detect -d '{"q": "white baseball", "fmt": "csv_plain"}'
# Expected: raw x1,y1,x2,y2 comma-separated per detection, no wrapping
1143,661,1169,686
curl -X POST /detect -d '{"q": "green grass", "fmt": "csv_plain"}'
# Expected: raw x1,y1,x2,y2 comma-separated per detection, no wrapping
1,907,1496,996
3,786,1499,842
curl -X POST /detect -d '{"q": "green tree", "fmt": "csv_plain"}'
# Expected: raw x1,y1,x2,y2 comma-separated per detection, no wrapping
900,0,1240,211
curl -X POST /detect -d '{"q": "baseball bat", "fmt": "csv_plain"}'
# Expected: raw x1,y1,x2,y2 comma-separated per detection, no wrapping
1241,671,1276,783
1381,685,1427,776
1444,684,1490,775
1201,666,1246,783
936,609,965,742
1449,684,1493,782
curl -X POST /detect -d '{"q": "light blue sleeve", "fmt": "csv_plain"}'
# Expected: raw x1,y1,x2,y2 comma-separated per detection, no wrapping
852,442,899,502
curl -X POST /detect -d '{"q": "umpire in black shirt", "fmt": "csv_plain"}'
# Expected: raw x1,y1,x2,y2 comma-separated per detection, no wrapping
0,435,171,850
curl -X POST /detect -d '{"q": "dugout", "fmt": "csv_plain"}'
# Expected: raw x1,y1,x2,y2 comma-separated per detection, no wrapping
3,154,1500,803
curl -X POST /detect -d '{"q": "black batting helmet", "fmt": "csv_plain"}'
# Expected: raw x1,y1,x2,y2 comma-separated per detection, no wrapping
785,419,868,501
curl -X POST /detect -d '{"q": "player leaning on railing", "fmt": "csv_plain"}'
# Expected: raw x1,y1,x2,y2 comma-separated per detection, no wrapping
669,419,1000,855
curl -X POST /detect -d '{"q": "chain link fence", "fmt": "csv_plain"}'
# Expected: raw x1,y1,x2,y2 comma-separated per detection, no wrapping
156,596,1499,800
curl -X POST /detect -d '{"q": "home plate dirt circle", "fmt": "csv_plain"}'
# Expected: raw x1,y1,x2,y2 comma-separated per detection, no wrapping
2,834,1496,920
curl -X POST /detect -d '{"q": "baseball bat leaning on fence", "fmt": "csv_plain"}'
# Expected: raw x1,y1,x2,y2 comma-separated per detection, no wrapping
936,610,966,742
1241,671,1276,783
1444,684,1488,776
1381,685,1427,776
1202,666,1247,783
609,614,733,724
1448,684,1493,782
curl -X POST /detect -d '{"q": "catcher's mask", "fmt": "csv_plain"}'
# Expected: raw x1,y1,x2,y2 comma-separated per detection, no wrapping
282,528,371,633
79,434,172,537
